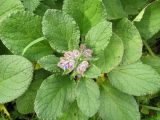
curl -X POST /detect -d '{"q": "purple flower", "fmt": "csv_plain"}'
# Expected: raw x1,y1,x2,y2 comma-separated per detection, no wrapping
64,50,80,59
76,61,89,75
80,44,93,58
57,57,75,71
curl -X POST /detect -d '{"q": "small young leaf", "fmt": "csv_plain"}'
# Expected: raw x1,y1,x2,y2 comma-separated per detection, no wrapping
99,82,140,120
35,74,71,120
134,1,160,40
108,62,160,96
84,64,101,78
22,0,41,12
113,18,142,64
38,55,61,73
94,33,124,73
42,9,80,52
63,0,106,35
85,20,112,54
0,55,33,103
76,78,100,117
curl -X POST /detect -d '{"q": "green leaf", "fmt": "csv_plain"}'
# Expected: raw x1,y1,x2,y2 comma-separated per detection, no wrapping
142,55,160,74
76,78,100,117
35,74,71,120
23,38,53,62
38,55,60,73
102,0,127,20
102,0,147,20
59,102,88,120
0,0,23,21
16,69,49,114
108,62,160,96
0,55,33,103
84,64,101,78
113,18,142,64
94,33,124,73
120,0,147,15
63,0,106,35
0,11,52,61
42,9,80,52
134,1,160,40
85,20,112,54
99,82,140,120
22,0,41,12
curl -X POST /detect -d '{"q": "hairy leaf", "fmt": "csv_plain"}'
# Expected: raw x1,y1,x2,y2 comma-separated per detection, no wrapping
35,74,71,120
95,33,124,73
113,18,142,64
99,82,140,120
0,11,52,61
76,78,100,117
38,55,61,73
85,20,112,54
22,0,41,12
108,62,160,96
42,9,80,52
0,0,23,21
63,0,106,35
134,1,160,40
0,55,33,103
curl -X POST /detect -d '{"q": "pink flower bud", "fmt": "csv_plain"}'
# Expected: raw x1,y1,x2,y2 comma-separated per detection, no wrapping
76,61,89,75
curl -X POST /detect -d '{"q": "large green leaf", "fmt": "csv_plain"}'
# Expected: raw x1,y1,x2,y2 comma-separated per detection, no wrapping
0,11,52,61
102,0,127,20
108,62,160,96
22,0,41,12
76,78,100,117
63,0,106,35
102,0,147,20
0,55,33,103
35,74,71,120
42,9,80,52
85,20,112,54
113,18,142,64
120,0,147,15
142,55,160,74
59,102,88,120
134,1,160,40
99,82,140,120
0,0,23,21
38,55,60,73
94,33,124,73
16,69,49,114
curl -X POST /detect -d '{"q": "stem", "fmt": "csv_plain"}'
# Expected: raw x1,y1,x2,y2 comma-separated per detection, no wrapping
141,105,160,111
0,104,11,119
143,40,156,57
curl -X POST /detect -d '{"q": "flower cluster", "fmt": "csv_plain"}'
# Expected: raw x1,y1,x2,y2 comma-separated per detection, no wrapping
57,44,92,76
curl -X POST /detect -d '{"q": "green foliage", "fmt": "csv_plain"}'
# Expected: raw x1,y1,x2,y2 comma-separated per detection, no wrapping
0,0,160,120
0,55,33,103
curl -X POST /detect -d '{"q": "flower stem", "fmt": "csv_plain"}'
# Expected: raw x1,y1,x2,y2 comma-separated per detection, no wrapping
143,40,156,57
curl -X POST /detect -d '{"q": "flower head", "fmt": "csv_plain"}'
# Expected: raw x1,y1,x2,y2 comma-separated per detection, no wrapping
57,44,92,77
